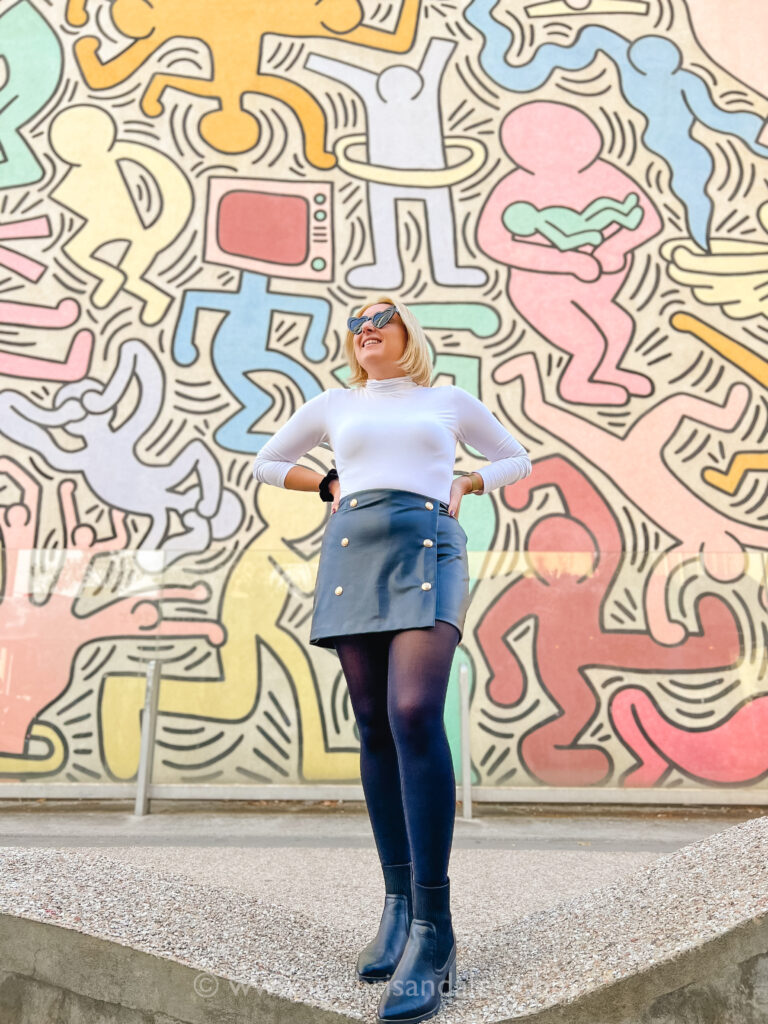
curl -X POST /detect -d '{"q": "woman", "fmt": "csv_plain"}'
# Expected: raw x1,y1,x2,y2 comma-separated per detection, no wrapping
252,297,532,1023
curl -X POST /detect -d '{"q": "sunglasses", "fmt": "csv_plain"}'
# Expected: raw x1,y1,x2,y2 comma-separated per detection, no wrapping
347,305,399,334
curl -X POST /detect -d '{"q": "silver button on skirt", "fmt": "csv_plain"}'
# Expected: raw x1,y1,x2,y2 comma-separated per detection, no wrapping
310,488,470,654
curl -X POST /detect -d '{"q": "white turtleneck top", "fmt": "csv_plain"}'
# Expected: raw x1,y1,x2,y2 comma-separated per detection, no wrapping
251,375,532,506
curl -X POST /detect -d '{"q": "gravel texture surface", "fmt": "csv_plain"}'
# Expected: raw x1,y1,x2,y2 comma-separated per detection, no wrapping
0,816,766,1021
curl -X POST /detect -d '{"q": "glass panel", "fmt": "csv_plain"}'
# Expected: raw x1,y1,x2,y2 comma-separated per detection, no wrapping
2,542,765,795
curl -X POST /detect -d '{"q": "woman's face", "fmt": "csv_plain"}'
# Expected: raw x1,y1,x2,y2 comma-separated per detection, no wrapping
353,303,409,380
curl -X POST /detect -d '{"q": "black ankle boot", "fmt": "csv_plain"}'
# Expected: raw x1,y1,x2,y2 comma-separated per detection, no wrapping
357,862,413,982
376,878,457,1022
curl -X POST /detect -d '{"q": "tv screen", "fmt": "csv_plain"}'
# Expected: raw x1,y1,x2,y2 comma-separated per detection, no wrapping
218,191,309,266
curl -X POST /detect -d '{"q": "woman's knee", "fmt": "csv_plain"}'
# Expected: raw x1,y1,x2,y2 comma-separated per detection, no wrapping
388,697,443,752
352,701,395,750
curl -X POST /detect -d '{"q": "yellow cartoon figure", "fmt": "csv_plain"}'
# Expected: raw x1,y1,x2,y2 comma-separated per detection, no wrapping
671,312,768,497
662,203,768,321
66,0,420,164
48,106,192,325
703,452,768,495
100,482,362,784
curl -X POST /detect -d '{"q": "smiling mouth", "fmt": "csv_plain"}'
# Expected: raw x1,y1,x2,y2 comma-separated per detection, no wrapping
362,339,382,348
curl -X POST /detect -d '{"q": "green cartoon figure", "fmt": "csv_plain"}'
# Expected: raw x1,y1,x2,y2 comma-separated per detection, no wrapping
503,192,643,251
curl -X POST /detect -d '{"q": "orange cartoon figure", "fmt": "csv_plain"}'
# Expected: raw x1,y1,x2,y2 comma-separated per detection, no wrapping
66,0,420,165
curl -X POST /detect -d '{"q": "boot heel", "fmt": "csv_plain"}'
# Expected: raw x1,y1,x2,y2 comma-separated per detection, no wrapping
441,950,457,996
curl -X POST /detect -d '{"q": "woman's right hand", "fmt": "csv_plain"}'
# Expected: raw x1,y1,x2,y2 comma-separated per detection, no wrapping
330,478,341,513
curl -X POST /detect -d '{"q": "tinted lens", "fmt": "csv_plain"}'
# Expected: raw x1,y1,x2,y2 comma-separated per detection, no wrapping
372,306,396,328
347,316,367,333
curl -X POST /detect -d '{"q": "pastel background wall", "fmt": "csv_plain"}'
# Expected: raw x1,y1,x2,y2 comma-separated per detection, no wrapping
1,0,767,794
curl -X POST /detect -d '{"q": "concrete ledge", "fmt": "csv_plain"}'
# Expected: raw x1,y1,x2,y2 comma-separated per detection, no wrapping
527,915,768,1023
0,915,353,1024
0,816,767,1022
1,906,768,1023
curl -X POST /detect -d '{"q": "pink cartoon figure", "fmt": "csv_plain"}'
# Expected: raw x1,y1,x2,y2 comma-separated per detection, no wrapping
0,327,92,382
609,676,768,789
476,455,741,787
0,215,51,281
0,215,92,381
0,458,224,759
497,352,768,645
609,587,768,787
477,101,662,406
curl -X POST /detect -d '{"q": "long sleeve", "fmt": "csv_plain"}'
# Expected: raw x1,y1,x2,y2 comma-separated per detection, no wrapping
252,389,331,487
452,385,532,493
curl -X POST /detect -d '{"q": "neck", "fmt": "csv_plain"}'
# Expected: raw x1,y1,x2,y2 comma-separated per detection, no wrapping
364,373,419,393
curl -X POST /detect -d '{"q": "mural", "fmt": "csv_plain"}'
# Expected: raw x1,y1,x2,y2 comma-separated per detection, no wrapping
1,0,767,794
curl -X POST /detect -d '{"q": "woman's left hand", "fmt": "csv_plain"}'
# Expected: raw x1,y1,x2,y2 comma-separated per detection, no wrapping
448,475,473,519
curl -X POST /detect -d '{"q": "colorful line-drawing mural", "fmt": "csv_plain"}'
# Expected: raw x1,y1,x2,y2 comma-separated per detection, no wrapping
0,0,766,794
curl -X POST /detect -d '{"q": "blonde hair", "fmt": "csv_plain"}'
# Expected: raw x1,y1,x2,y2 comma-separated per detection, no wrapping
344,296,434,388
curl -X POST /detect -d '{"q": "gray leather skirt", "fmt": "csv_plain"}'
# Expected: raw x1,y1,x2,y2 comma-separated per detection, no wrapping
309,488,471,654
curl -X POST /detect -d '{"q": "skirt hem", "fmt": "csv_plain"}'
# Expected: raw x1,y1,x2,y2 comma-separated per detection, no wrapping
310,615,463,650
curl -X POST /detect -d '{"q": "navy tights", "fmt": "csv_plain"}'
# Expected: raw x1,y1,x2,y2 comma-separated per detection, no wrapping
335,619,461,887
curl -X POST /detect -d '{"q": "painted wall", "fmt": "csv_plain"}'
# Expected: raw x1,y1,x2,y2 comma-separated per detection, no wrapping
0,0,766,793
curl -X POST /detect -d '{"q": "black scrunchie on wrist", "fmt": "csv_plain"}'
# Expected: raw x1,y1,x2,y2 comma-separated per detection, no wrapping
319,467,338,501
